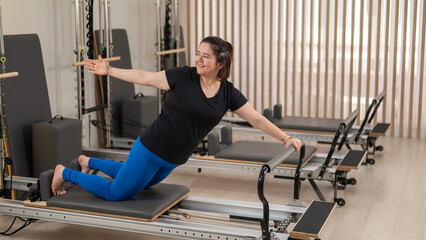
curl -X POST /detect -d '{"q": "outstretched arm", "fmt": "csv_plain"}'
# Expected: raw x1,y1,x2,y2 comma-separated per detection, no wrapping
234,102,302,151
85,56,170,91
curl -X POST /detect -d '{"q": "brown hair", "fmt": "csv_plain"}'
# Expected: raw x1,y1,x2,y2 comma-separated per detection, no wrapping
200,36,233,81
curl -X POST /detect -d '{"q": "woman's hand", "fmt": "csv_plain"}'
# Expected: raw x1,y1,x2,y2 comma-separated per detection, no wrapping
284,137,302,151
85,55,109,75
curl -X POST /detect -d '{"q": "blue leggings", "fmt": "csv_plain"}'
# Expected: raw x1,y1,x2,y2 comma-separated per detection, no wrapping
62,138,178,201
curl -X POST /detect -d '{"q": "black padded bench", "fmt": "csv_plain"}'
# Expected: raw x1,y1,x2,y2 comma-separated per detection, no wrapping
25,168,189,222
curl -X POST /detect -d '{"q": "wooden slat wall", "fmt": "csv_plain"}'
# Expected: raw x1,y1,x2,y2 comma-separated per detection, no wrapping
186,0,426,138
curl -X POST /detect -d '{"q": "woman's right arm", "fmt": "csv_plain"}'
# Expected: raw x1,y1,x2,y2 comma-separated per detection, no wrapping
85,56,170,91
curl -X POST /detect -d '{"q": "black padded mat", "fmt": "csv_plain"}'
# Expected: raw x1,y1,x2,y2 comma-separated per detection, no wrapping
3,34,52,177
274,117,342,133
340,150,366,168
291,201,335,237
47,183,189,221
371,123,391,135
215,141,316,166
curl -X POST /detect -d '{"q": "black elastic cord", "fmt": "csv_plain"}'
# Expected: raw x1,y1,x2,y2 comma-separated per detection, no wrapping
0,216,37,236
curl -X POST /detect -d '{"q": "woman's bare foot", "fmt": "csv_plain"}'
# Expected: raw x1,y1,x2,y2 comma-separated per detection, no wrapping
51,164,66,195
78,155,90,174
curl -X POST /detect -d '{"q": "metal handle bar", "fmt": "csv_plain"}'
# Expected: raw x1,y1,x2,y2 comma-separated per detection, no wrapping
72,56,121,66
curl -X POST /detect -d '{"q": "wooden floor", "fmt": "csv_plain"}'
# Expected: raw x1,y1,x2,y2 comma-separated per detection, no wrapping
1,136,425,240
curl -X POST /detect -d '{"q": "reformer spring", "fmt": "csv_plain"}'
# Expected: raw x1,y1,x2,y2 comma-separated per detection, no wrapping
86,0,94,59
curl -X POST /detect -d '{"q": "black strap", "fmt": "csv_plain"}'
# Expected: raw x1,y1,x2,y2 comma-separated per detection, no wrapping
133,92,144,99
48,115,64,124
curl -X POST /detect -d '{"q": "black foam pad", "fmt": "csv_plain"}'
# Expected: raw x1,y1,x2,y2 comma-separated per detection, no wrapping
291,201,336,237
47,183,189,221
274,117,342,133
371,123,391,135
215,141,316,166
3,34,52,177
339,150,366,169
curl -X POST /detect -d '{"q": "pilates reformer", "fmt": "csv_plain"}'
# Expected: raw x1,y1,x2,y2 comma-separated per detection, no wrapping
83,109,364,207
222,91,389,165
1,144,336,240
0,29,336,239
188,109,364,207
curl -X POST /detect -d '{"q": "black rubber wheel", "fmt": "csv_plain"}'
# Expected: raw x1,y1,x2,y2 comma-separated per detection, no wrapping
335,198,346,206
376,145,384,151
367,158,376,165
349,178,357,185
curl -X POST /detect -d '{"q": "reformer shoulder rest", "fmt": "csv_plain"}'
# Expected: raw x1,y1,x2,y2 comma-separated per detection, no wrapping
289,200,336,240
336,150,367,172
26,168,189,222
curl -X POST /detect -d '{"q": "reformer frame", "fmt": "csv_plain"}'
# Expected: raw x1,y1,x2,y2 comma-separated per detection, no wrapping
2,145,335,240
0,32,335,240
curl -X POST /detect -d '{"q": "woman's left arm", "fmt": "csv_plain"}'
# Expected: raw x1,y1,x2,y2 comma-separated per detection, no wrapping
234,102,302,151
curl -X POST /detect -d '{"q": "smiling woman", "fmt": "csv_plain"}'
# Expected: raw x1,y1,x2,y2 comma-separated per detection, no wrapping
196,37,233,98
51,35,302,201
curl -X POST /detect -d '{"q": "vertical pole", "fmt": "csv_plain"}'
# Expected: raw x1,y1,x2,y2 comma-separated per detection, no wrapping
103,0,111,148
156,0,162,113
340,0,347,119
175,0,180,67
99,0,104,48
75,0,83,120
0,3,5,194
316,0,321,118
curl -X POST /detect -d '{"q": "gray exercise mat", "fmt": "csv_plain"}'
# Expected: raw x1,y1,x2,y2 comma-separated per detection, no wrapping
47,183,189,221
274,117,342,133
3,34,52,177
215,141,316,166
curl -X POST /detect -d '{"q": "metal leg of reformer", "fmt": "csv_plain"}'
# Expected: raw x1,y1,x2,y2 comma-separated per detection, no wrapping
308,179,326,201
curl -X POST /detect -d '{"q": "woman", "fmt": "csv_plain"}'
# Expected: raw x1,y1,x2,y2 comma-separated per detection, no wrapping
51,36,302,201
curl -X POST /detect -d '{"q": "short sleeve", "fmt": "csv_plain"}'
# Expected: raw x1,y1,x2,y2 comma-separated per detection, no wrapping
229,84,248,111
165,67,191,90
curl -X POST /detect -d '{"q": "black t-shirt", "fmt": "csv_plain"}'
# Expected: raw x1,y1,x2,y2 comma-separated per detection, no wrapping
140,66,247,165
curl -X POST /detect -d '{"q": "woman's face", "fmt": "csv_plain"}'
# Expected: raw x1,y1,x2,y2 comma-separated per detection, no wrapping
195,42,222,78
